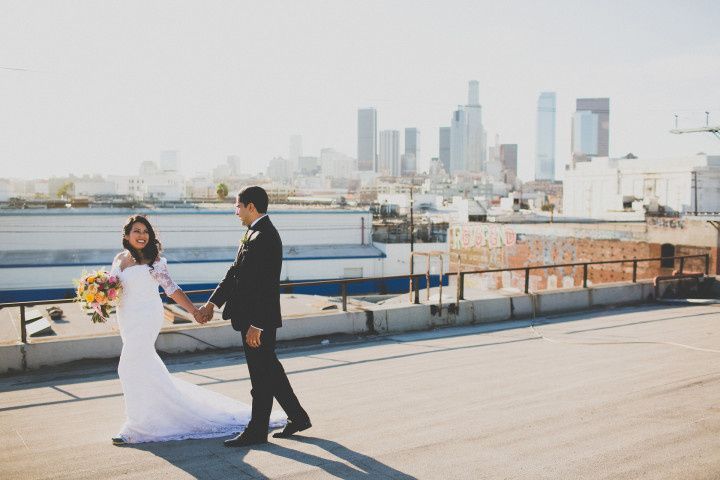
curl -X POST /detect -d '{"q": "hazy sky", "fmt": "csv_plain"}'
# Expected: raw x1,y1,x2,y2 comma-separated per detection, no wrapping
1,0,719,181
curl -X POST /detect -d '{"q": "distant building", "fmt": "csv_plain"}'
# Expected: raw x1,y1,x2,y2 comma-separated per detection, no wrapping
357,108,377,171
378,130,400,176
74,176,116,196
160,150,180,172
298,156,320,175
500,144,518,182
563,154,720,219
535,92,556,180
403,128,419,176
289,135,302,172
321,148,356,179
439,127,451,174
226,155,241,176
449,81,487,174
139,161,159,176
267,157,292,182
572,98,609,165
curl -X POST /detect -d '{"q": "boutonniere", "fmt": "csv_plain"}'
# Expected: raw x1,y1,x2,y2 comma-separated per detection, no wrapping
240,230,258,247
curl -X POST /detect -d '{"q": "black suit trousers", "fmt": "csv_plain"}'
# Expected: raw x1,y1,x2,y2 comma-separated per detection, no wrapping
241,326,308,435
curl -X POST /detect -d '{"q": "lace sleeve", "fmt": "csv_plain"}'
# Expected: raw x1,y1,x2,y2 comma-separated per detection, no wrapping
150,257,180,296
109,256,121,277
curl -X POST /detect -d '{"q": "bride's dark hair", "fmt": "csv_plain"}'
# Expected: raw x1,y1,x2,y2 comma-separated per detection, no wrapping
122,214,162,267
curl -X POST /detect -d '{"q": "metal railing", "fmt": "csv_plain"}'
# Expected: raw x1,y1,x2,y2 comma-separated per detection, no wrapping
0,273,432,344
0,254,710,344
448,254,710,300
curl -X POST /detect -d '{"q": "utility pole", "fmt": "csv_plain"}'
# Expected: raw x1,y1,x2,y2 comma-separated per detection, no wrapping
693,170,698,215
409,179,415,253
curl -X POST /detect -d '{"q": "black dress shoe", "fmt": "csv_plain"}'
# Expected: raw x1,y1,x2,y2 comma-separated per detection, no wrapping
223,431,268,448
111,436,126,446
272,418,312,438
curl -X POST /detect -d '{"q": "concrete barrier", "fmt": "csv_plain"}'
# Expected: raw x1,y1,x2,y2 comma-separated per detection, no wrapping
0,278,681,375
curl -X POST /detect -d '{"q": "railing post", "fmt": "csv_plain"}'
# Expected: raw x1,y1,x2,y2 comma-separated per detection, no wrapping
632,259,638,283
679,257,685,273
458,272,465,300
705,254,710,275
413,276,420,304
583,264,588,288
341,283,347,312
524,268,530,294
20,305,27,344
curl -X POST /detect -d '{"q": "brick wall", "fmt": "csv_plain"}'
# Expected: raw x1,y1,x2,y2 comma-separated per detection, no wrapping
449,223,713,292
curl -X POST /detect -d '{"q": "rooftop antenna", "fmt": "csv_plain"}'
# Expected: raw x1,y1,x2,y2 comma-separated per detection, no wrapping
670,111,720,141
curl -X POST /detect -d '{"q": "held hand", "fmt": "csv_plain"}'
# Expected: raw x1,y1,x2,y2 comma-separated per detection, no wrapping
192,308,207,324
195,303,214,324
246,326,262,348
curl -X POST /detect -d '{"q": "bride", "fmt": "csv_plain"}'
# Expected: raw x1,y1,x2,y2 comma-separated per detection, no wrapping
109,214,285,444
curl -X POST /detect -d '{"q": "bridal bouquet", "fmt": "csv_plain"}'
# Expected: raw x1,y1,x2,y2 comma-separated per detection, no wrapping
74,270,122,323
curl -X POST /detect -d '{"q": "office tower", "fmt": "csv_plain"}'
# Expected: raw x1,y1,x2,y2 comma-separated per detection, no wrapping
298,156,319,175
378,130,400,176
357,108,377,171
572,97,609,164
535,92,556,180
320,148,356,179
289,135,302,164
449,81,487,174
439,127,451,174
226,155,241,176
500,144,518,179
403,128,419,176
450,108,467,173
160,150,180,172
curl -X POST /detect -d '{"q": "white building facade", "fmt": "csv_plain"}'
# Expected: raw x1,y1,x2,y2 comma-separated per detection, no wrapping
563,154,720,219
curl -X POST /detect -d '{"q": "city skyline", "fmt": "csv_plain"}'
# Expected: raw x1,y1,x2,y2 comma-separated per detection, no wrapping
1,0,719,180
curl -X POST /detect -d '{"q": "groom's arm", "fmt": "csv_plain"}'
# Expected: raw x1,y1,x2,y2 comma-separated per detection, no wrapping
208,263,236,310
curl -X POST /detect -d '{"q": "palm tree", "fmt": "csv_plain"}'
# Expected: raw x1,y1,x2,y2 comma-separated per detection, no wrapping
56,181,74,199
216,183,229,200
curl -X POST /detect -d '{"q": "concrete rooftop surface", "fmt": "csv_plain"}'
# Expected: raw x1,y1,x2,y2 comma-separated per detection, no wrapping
2,302,720,479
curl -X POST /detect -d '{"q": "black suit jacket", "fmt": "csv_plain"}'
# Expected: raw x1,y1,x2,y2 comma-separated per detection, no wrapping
209,215,283,331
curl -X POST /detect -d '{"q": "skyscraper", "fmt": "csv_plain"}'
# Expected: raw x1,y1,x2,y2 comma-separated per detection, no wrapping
572,98,609,165
378,130,400,176
535,92,556,180
160,150,179,172
450,108,467,173
449,81,487,174
403,128,419,176
439,127,451,174
500,144,518,182
357,108,377,171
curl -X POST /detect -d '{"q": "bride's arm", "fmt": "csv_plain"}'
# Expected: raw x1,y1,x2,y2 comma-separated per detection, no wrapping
167,289,201,318
150,258,201,319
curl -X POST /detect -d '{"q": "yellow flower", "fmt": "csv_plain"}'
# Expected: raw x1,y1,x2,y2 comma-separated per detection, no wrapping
87,276,96,284
77,285,85,295
84,293,95,303
88,284,98,294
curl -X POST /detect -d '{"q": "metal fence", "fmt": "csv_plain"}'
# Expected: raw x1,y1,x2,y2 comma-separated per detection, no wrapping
0,254,710,344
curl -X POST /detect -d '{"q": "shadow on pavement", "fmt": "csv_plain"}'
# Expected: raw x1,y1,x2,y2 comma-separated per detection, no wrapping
128,435,416,479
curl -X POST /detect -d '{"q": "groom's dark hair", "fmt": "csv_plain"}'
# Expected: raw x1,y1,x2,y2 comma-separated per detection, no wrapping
238,186,269,213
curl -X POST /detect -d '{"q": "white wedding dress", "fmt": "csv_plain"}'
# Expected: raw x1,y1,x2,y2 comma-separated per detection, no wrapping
110,256,286,443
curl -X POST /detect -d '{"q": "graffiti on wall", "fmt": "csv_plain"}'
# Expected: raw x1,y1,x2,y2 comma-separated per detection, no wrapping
647,217,686,229
449,224,517,250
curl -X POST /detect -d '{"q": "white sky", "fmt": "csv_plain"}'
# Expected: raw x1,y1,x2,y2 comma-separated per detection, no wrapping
1,0,719,180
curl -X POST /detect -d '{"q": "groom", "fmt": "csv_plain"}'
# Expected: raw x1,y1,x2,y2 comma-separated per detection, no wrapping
198,186,311,447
